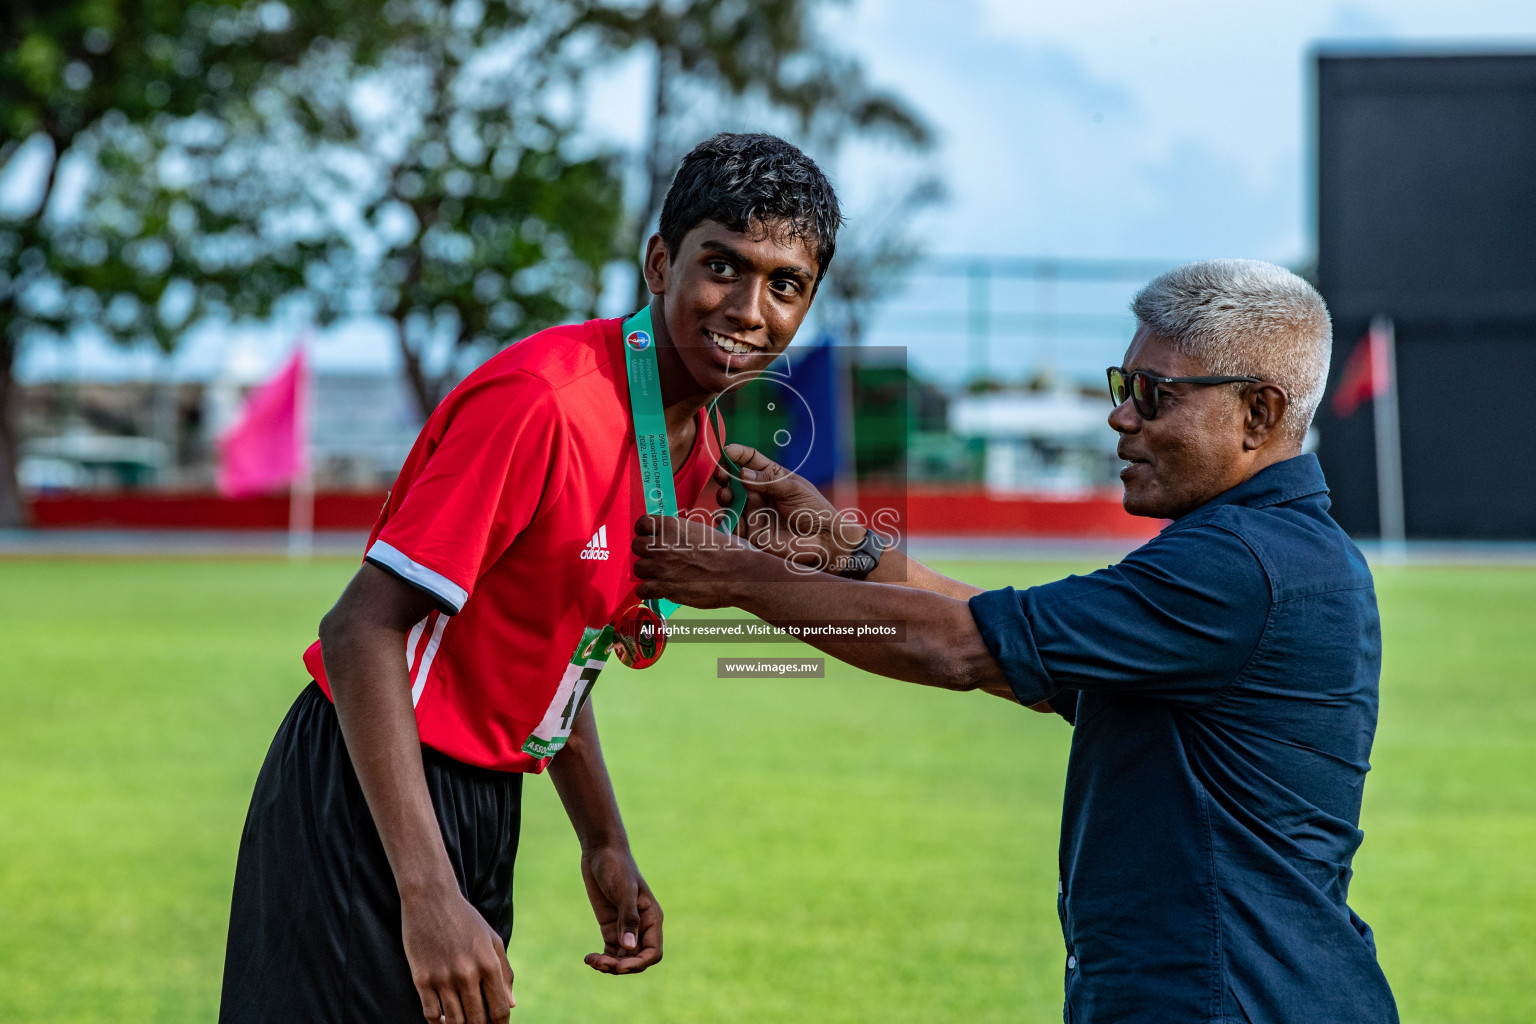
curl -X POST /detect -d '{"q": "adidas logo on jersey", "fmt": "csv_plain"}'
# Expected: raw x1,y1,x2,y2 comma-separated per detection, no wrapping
580,525,610,561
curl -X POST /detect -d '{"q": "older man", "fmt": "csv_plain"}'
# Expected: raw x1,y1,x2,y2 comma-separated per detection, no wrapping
634,260,1398,1023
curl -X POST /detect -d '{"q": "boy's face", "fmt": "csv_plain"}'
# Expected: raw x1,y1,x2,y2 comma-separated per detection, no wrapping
643,218,820,397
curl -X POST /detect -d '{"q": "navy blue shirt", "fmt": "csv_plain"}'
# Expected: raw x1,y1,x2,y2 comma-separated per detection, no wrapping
970,455,1397,1024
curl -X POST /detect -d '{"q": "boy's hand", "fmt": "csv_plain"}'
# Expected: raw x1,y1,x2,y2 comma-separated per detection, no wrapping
580,845,664,975
401,888,515,1024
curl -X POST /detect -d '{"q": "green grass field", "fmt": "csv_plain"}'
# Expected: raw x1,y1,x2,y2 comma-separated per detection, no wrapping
1,556,1532,1022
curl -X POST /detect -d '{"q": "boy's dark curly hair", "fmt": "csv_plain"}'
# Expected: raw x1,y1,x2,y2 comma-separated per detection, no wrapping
659,132,842,282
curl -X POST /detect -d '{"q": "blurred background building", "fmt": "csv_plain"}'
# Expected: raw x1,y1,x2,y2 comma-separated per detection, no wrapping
1315,53,1536,540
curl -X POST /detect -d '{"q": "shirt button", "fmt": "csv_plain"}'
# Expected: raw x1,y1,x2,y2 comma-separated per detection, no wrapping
1067,955,1078,970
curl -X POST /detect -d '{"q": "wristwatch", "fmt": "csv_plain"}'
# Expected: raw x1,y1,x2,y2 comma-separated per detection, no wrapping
836,528,887,580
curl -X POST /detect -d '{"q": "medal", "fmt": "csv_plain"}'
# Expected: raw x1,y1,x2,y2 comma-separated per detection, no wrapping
609,601,667,669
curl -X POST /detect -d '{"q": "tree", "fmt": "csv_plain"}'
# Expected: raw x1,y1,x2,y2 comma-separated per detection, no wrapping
577,0,933,307
286,0,627,415
2,0,929,527
2,0,630,529
1,0,393,526
85,0,628,420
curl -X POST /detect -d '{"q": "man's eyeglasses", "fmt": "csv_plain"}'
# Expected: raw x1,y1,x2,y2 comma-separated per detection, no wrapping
1106,367,1262,420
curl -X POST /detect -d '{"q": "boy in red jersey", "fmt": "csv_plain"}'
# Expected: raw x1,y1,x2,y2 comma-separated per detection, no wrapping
219,133,841,1024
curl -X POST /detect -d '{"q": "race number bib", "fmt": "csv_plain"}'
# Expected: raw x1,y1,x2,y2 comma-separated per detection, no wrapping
522,625,613,759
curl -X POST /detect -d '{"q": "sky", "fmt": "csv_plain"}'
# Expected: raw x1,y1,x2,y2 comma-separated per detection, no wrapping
14,0,1536,385
834,0,1536,380
839,0,1536,262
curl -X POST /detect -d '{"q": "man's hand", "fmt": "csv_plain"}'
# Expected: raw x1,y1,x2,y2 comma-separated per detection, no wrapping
580,845,664,975
633,512,772,608
715,444,866,571
402,888,515,1024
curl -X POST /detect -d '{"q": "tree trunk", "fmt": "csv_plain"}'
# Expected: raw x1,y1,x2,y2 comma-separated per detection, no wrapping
0,136,64,527
395,319,435,424
390,236,435,422
0,332,27,528
631,46,677,311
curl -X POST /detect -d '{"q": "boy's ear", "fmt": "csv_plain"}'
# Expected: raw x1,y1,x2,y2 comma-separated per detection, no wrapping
642,233,671,297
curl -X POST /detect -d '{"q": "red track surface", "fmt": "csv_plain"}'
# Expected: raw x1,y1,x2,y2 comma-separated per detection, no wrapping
857,486,1160,539
26,492,389,531
27,488,1159,539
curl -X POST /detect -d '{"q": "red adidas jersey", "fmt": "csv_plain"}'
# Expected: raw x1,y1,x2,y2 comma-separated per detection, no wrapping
302,318,723,772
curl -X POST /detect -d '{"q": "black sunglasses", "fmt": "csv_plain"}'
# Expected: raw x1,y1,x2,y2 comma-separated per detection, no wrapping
1106,366,1262,420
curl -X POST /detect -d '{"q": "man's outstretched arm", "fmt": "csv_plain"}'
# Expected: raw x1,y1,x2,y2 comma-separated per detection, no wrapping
548,701,664,976
633,514,1013,696
321,564,515,1024
714,444,985,602
706,445,1050,705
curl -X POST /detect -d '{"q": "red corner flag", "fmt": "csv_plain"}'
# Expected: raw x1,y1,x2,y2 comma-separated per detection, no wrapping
1330,323,1391,418
216,347,310,498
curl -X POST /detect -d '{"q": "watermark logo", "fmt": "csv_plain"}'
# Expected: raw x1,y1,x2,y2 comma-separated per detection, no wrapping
706,362,816,480
717,657,826,678
646,505,903,578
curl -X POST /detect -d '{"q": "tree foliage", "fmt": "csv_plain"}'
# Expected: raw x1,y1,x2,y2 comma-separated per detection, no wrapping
3,1,400,348
0,0,395,524
51,0,626,417
0,0,935,527
577,0,933,305
288,0,627,414
0,0,627,524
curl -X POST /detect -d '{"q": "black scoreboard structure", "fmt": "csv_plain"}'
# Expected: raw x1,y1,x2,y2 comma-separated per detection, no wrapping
1315,54,1536,540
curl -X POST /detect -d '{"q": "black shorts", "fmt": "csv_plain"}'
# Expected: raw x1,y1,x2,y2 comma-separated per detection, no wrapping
219,683,523,1024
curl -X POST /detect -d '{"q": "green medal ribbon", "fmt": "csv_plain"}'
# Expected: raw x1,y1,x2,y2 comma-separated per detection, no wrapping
521,309,746,757
621,306,746,619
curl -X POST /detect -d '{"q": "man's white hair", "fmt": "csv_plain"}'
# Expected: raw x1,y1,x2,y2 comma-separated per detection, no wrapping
1131,259,1332,443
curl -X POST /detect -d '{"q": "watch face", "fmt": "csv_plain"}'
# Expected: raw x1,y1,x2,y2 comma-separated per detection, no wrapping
611,602,666,668
838,529,886,579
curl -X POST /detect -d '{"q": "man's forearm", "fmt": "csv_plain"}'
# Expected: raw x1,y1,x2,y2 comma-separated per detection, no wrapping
319,565,520,1013
863,546,984,599
726,551,1005,691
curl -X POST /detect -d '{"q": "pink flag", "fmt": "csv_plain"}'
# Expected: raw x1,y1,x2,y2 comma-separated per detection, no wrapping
217,347,310,498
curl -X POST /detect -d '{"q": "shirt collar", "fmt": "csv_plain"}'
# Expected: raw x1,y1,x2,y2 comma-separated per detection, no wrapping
1176,453,1329,521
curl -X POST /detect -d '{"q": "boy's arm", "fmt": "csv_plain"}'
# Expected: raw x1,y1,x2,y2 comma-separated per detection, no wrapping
548,701,664,975
322,563,515,1024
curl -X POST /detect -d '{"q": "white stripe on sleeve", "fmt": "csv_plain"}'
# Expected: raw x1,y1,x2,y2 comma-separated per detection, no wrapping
366,540,469,613
404,616,428,673
412,612,449,706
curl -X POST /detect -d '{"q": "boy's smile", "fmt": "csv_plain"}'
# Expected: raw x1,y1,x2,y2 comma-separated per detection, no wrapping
643,218,821,405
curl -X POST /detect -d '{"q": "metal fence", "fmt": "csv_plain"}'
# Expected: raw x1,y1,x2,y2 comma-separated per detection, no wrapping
857,256,1177,387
